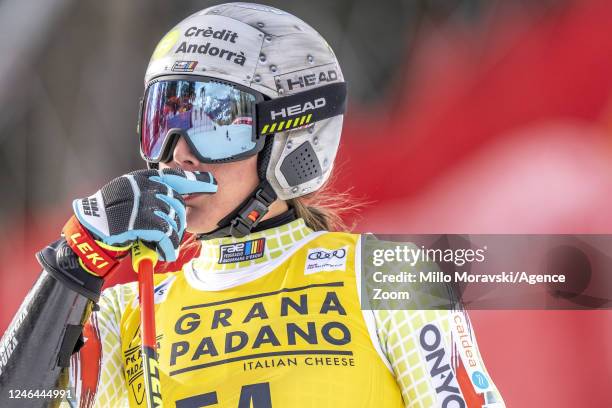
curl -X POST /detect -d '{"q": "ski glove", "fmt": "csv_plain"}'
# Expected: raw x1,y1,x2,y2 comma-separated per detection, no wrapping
68,169,217,267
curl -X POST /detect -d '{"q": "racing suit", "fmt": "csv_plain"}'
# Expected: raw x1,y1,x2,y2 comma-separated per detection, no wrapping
1,210,505,407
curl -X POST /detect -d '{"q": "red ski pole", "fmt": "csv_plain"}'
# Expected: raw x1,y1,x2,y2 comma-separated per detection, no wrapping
132,241,163,408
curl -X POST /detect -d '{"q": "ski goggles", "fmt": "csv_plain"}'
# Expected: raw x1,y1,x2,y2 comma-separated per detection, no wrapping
139,75,348,164
139,76,265,163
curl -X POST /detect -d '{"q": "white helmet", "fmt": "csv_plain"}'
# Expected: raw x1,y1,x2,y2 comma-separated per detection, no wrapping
141,3,347,237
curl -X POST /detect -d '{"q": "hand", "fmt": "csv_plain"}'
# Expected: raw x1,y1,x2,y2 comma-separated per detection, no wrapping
68,169,216,270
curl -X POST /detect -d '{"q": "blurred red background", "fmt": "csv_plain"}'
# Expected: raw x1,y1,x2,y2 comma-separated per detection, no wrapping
2,0,612,406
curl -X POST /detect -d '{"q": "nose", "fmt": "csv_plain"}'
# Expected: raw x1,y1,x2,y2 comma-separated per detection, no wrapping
172,136,201,171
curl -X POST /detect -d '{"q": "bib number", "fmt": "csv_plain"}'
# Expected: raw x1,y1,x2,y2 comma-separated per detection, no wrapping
176,382,272,408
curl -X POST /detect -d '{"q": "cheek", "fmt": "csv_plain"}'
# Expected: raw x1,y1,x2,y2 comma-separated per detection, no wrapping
214,158,259,187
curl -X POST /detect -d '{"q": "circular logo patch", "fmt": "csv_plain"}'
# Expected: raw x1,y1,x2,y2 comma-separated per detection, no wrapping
152,29,180,60
471,370,490,390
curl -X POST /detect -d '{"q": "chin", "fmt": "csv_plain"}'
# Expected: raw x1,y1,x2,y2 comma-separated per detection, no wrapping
185,206,221,234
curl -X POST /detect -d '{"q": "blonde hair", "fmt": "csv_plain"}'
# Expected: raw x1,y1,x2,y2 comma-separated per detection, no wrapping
287,185,365,232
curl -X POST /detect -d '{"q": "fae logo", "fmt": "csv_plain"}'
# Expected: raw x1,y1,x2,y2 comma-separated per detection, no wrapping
219,238,265,264
304,246,348,275
419,323,467,408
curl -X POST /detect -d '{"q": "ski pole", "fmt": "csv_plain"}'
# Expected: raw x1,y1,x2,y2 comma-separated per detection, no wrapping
132,240,163,408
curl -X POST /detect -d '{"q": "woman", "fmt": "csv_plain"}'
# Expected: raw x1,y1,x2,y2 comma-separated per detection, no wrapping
0,3,505,407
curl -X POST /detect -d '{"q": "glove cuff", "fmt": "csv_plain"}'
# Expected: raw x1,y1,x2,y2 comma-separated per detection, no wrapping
62,215,129,277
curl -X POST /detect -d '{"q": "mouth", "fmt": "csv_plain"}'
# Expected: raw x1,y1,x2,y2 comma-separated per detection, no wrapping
182,193,205,203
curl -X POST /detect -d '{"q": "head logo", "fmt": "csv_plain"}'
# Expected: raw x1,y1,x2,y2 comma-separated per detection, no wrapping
419,324,467,408
270,98,326,120
283,70,339,91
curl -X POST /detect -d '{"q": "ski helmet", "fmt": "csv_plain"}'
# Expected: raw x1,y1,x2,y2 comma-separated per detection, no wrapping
140,2,347,237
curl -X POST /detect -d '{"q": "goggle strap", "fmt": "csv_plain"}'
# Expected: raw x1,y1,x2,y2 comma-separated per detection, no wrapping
197,180,278,240
256,82,347,136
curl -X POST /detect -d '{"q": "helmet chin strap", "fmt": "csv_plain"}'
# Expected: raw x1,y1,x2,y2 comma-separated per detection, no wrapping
147,162,277,239
196,179,277,240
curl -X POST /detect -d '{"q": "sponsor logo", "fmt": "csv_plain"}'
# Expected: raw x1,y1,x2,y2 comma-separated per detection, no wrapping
154,275,176,304
0,309,27,376
81,197,100,217
124,329,143,403
124,329,163,405
175,26,246,66
219,238,265,264
450,312,492,392
308,248,346,261
284,71,338,90
57,244,81,271
152,29,180,60
184,26,239,43
471,370,490,390
172,60,198,72
142,347,163,407
270,98,326,120
175,42,246,66
168,288,351,371
68,232,111,272
274,63,340,94
305,247,348,275
419,323,467,408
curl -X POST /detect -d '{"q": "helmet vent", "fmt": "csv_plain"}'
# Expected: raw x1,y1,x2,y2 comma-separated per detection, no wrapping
280,141,322,187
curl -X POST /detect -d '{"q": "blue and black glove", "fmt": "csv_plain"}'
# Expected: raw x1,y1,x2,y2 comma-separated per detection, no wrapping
70,168,216,264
